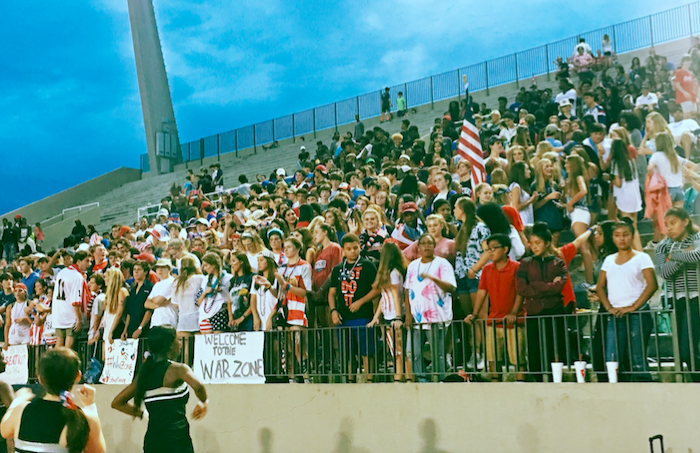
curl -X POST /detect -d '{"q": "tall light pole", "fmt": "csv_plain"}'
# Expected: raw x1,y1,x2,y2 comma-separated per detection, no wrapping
127,0,180,175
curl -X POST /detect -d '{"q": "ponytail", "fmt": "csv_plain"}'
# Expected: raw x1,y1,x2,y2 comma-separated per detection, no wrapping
61,393,90,453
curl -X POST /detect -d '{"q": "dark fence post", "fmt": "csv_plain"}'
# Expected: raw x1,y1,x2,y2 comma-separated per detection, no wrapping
235,129,238,158
457,70,462,102
186,143,190,169
217,134,220,162
272,120,275,145
334,103,338,132
253,124,257,154
430,76,434,110
404,82,408,109
313,109,317,139
356,96,360,119
514,53,519,88
649,15,654,47
545,45,551,81
485,61,490,96
199,138,204,165
292,114,296,143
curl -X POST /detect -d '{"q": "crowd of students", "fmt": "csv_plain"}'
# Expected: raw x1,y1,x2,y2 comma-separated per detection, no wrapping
1,42,700,383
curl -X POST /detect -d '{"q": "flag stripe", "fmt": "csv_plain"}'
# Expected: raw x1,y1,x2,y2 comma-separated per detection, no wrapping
457,84,486,194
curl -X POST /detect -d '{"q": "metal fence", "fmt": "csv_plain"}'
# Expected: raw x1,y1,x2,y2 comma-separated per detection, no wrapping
141,3,700,172
20,305,700,384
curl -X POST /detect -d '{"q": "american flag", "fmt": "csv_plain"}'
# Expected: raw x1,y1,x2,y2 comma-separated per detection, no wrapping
456,82,486,195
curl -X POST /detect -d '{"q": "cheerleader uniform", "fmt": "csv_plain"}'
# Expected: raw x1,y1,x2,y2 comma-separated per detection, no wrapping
14,398,68,453
142,360,194,453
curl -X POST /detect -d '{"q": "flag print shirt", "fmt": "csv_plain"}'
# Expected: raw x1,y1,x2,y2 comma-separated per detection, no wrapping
405,256,456,328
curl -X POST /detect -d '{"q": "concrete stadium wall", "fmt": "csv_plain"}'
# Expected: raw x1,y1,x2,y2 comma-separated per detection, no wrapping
41,206,101,251
1,168,141,224
94,383,699,452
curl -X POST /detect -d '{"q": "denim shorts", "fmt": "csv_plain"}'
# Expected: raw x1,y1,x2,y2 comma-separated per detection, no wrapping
669,186,684,203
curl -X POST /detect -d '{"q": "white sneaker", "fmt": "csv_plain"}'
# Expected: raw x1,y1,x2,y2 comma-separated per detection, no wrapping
643,241,658,251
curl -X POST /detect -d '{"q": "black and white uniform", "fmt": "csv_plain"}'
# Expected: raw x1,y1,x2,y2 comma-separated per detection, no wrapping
143,360,194,453
15,398,68,453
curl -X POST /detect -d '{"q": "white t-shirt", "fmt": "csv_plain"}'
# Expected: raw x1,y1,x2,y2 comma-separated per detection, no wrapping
601,252,654,308
172,274,206,332
635,93,658,106
150,276,178,327
668,119,700,145
555,89,578,112
649,152,687,188
252,280,279,329
498,127,517,144
175,253,201,273
52,267,85,329
379,269,404,320
404,256,456,328
198,273,233,324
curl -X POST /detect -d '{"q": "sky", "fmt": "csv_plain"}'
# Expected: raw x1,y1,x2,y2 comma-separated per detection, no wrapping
0,0,695,214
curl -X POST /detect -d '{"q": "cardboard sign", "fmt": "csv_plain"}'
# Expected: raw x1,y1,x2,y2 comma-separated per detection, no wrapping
99,339,139,385
0,345,28,385
194,332,265,384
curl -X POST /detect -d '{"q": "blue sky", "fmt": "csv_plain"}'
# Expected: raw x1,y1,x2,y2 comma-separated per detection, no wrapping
0,0,694,214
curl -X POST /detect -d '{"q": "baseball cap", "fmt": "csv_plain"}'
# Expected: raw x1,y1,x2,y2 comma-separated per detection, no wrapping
133,252,156,263
338,182,350,190
545,124,560,135
154,258,173,270
398,154,410,161
117,225,132,237
400,202,418,214
315,164,327,173
196,218,209,226
276,168,286,177
558,98,571,107
14,215,21,219
14,283,27,293
157,208,169,217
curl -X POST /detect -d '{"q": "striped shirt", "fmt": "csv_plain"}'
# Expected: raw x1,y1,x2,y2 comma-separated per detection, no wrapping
655,232,700,300
279,259,312,327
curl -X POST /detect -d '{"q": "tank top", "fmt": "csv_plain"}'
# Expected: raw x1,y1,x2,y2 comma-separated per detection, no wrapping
8,301,31,345
143,360,190,438
16,398,68,453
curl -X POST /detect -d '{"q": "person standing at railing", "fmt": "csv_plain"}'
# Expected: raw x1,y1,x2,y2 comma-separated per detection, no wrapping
3,283,31,349
121,260,154,340
596,221,657,381
655,207,700,381
515,223,567,382
53,250,91,349
404,233,456,382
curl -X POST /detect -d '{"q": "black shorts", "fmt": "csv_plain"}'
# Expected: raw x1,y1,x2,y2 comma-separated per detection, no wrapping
381,103,391,113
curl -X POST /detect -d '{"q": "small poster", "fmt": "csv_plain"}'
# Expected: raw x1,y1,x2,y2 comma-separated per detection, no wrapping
0,345,29,385
194,332,265,384
99,339,139,385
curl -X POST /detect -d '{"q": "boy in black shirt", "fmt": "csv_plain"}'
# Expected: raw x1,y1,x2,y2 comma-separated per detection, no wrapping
329,234,379,380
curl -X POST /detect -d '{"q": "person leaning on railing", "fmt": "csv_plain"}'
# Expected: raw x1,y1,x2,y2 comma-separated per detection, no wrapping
654,207,700,381
515,222,568,382
596,221,657,381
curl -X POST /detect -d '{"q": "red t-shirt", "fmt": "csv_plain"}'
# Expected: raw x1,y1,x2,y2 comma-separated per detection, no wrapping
675,68,697,103
559,243,577,308
501,205,524,231
312,242,343,291
478,259,525,326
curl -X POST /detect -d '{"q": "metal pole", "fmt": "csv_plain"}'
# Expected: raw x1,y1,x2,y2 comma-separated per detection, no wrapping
356,96,360,119
199,138,204,166
253,124,257,154
217,134,220,162
292,114,296,144
404,83,408,110
689,3,694,41
514,53,519,88
457,70,462,102
313,109,317,139
649,15,654,47
612,24,617,54
235,129,238,158
430,76,434,110
334,103,338,132
545,45,550,81
272,119,276,146
485,61,490,96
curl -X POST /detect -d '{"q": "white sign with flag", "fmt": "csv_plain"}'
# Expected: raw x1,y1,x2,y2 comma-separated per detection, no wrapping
194,332,265,384
100,339,139,385
0,345,29,385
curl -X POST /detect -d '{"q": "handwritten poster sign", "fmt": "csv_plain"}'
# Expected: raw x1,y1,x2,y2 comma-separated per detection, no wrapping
100,339,139,385
194,332,265,384
0,345,28,385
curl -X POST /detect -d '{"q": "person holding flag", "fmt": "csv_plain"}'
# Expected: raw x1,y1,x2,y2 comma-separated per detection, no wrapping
457,75,487,198
52,250,91,348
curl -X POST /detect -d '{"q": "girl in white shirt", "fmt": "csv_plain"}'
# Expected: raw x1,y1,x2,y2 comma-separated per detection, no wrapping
648,132,696,206
251,253,280,332
368,242,409,381
596,222,658,379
